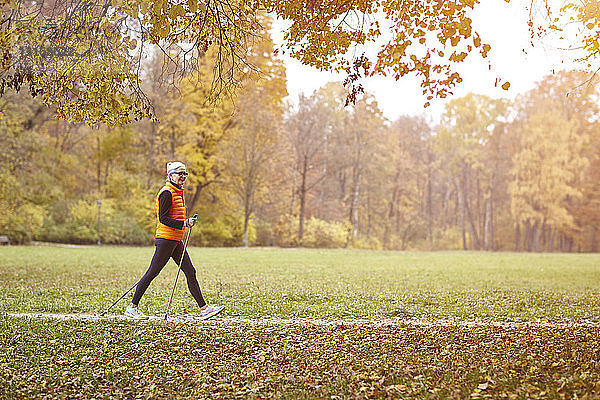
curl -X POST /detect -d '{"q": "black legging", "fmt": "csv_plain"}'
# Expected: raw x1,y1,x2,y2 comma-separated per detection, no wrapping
132,238,206,308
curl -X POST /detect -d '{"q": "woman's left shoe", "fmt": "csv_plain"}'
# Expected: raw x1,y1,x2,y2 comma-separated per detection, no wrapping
199,305,225,320
125,305,149,320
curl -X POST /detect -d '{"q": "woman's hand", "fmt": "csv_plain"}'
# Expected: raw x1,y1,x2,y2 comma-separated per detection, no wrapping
184,216,198,228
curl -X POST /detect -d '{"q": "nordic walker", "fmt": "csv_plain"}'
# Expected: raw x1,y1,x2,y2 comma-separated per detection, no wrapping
125,161,225,320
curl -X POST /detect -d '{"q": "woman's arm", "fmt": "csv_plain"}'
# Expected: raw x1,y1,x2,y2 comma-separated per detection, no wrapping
158,191,184,230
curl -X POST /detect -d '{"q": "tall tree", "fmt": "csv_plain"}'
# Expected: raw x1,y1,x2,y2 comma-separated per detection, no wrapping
436,93,509,250
381,116,433,249
344,95,385,241
175,51,239,213
512,71,598,252
310,82,347,223
285,91,331,241
510,110,586,252
219,16,287,247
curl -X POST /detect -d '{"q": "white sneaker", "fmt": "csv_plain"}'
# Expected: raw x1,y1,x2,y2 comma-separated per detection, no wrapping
199,305,225,320
125,306,149,320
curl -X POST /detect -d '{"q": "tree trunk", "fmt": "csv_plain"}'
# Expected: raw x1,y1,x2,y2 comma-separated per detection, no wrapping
558,233,564,252
490,188,495,251
188,168,223,211
383,202,392,249
592,227,598,253
147,121,157,189
534,222,544,253
349,125,362,241
427,164,433,244
453,184,459,227
289,177,296,216
242,213,250,248
383,201,394,249
525,221,533,252
476,175,482,244
456,179,467,250
384,178,399,249
104,164,110,193
484,197,491,251
515,222,520,251
565,236,573,252
318,129,329,215
400,222,411,250
366,191,371,236
170,128,176,159
298,157,308,241
443,184,450,229
464,167,480,250
97,135,102,193
350,168,361,240
466,199,481,250
534,222,541,252
242,180,253,248
547,226,554,252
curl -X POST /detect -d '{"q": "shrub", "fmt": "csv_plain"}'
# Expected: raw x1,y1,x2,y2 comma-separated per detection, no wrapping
105,171,156,234
302,218,350,248
430,227,463,250
101,212,154,245
0,173,46,243
38,199,153,245
272,214,299,247
348,235,382,250
1,203,46,244
255,218,275,246
273,215,351,248
192,214,255,247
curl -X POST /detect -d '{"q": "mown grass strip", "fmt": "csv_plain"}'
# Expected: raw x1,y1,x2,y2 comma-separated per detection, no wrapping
6,313,600,328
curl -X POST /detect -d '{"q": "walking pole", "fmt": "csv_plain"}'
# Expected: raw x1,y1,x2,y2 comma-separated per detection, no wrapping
100,280,139,316
164,214,197,321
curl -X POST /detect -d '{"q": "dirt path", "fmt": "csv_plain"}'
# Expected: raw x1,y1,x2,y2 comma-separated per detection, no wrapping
6,312,599,328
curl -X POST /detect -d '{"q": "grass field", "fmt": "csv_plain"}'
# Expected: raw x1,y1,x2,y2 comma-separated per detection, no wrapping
1,246,600,319
1,246,600,398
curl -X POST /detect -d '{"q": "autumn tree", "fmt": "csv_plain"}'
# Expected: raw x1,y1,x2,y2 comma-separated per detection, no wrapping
343,95,385,242
511,71,597,252
0,0,263,124
1,0,504,125
309,82,348,223
218,17,287,247
285,91,334,241
135,52,178,189
175,52,239,213
435,93,509,250
576,140,600,251
380,116,434,249
0,90,99,242
509,111,586,252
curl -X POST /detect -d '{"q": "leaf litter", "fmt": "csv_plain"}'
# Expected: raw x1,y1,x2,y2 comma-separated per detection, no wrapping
1,315,599,399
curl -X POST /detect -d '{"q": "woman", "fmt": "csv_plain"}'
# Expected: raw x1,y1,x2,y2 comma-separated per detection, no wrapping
125,161,225,320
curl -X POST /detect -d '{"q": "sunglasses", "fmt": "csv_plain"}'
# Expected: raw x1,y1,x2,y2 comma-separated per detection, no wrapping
172,171,189,177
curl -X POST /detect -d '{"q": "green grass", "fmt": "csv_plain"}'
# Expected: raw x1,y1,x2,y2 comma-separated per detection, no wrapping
1,246,600,399
1,246,599,320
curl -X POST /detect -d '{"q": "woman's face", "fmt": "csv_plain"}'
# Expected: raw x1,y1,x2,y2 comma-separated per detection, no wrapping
170,167,188,186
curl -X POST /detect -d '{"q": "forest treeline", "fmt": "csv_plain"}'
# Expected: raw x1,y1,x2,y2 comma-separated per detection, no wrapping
1,30,599,252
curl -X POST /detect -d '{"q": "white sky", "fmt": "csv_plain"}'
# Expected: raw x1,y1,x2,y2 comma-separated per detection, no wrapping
271,0,574,123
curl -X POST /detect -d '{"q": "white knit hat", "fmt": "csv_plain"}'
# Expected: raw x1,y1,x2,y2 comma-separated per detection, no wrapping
166,161,186,175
